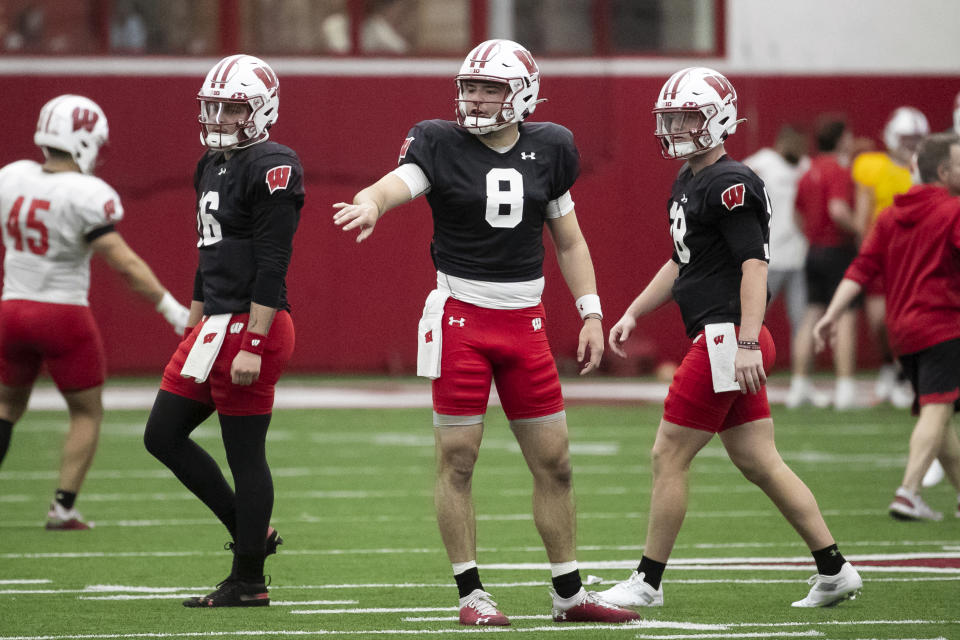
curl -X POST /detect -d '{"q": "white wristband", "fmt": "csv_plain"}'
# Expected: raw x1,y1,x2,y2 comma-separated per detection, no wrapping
575,293,603,320
156,291,190,333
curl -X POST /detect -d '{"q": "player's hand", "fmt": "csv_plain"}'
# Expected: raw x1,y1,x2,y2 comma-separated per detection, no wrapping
734,347,766,394
332,201,379,243
608,314,637,358
156,291,190,334
578,317,604,375
231,350,261,386
812,316,834,354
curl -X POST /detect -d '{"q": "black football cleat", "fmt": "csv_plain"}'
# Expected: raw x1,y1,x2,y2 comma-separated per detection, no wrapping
182,577,269,608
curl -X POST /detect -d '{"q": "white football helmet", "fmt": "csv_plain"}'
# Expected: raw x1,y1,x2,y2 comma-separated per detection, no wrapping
455,39,545,135
883,106,929,154
654,67,745,159
197,54,279,150
33,94,108,175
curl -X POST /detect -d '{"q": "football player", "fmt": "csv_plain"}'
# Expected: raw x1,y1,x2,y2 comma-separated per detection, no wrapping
143,55,303,608
0,94,189,530
333,39,638,625
601,67,862,608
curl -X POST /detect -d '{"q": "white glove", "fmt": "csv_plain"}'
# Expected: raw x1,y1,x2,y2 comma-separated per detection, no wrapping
156,291,190,334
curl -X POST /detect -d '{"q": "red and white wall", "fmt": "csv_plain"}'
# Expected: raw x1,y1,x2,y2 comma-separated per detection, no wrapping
3,1,959,375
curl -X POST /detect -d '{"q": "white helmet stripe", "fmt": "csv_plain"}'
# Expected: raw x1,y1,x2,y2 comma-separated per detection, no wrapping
210,55,243,88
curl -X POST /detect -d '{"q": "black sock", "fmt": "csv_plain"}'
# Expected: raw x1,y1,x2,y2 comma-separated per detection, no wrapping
454,567,483,599
55,489,77,510
637,555,667,590
220,413,273,557
551,569,583,599
812,544,845,576
0,418,13,466
235,553,265,583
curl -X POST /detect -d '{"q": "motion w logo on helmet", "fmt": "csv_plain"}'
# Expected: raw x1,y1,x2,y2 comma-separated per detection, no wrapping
71,108,99,133
703,74,737,106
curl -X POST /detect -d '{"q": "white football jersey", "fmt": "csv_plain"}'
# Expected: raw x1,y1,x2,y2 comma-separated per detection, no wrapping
0,159,124,305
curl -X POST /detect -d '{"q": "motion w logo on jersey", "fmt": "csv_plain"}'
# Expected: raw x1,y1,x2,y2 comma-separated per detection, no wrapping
532,318,543,331
265,165,291,194
721,183,745,211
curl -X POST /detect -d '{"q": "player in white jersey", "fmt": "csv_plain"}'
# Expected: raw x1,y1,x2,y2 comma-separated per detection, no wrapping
0,95,189,529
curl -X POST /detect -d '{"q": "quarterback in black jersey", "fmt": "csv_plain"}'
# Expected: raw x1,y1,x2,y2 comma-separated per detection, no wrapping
601,68,862,609
143,55,302,608
334,40,637,626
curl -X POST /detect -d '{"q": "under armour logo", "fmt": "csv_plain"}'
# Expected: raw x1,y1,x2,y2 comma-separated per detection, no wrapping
229,322,244,334
520,152,536,160
532,318,543,331
218,167,227,175
680,194,688,203
448,316,465,327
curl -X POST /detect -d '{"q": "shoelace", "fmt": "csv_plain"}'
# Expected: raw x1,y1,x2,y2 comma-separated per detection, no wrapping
583,591,620,610
466,592,500,615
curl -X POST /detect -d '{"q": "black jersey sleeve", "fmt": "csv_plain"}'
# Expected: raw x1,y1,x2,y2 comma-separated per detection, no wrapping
705,174,770,266
551,124,581,199
243,149,305,309
398,120,441,182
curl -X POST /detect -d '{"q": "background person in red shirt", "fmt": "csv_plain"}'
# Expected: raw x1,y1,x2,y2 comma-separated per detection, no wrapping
788,118,860,409
813,132,960,522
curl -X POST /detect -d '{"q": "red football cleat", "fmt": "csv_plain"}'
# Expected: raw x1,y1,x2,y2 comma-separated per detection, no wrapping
458,589,510,626
551,588,641,623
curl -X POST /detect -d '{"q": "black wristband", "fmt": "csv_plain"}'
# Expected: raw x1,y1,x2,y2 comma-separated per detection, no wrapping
737,340,761,350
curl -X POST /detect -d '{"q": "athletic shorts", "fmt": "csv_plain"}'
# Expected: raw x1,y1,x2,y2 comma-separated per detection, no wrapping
160,310,295,416
663,325,776,433
432,298,564,421
898,337,960,415
804,245,862,307
0,300,106,391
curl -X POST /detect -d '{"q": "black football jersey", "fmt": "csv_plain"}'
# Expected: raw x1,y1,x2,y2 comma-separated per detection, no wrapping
192,140,304,314
667,156,771,337
399,119,579,282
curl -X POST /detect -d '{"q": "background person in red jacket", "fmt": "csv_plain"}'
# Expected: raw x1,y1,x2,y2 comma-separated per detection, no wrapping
813,132,960,522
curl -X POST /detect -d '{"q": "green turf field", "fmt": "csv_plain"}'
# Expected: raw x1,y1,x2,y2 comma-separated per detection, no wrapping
1,389,958,639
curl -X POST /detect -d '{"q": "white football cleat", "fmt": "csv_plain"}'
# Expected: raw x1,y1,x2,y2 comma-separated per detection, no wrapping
889,487,943,521
45,502,92,530
791,562,862,608
600,571,663,607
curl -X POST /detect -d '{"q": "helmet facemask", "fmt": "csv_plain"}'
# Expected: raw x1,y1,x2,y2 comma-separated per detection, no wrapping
198,98,256,150
655,106,718,159
455,79,520,134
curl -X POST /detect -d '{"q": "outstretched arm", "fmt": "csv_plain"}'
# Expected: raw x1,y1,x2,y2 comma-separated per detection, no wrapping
545,210,603,375
90,230,189,332
332,173,414,243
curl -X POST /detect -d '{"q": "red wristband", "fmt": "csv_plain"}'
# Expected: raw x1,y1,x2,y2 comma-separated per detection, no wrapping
241,331,267,355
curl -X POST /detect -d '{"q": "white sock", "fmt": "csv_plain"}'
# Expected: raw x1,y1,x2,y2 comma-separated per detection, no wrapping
452,560,477,575
550,561,578,578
